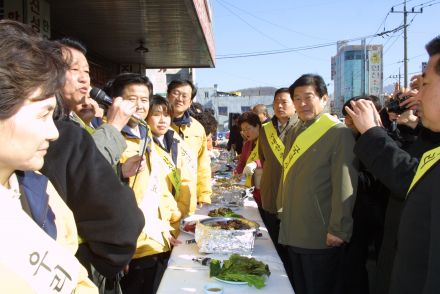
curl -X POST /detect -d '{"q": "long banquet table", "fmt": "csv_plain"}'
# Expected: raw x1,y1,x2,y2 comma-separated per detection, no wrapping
157,197,295,293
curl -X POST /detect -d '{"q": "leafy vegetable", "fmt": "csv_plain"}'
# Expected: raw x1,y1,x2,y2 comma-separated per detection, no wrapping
209,254,271,289
209,259,221,277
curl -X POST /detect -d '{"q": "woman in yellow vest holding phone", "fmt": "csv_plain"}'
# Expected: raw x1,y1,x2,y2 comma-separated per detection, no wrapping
233,111,263,207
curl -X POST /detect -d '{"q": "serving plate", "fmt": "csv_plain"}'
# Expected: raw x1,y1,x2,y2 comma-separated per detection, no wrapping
214,277,247,285
180,214,210,235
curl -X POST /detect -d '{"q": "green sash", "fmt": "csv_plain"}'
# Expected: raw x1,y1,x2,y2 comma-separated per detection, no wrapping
154,143,181,194
263,122,285,165
407,145,440,195
283,114,339,182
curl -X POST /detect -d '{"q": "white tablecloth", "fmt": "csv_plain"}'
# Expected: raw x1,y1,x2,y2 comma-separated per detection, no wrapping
157,199,295,293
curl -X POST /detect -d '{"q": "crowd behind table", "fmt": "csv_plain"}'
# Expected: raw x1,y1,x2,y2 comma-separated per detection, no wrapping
1,19,440,294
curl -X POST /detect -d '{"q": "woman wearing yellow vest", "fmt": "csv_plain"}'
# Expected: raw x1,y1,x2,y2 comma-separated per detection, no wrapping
147,95,197,219
0,24,96,293
105,73,181,294
233,111,263,207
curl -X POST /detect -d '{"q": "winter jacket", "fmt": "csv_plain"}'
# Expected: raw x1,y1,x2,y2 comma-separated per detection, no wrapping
354,126,440,294
171,116,212,204
41,119,144,278
120,125,181,259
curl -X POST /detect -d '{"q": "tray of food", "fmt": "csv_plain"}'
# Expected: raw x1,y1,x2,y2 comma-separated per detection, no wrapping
195,217,260,254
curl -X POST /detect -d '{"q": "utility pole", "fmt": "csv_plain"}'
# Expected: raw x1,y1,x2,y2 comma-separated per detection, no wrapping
390,0,422,88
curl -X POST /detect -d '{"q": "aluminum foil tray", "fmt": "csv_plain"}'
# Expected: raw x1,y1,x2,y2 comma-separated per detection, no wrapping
195,217,259,255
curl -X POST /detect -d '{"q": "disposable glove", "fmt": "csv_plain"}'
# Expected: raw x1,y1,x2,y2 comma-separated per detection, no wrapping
243,161,257,176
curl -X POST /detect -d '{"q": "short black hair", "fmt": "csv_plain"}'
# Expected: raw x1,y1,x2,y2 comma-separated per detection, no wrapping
192,109,218,136
105,73,153,98
58,37,87,54
342,95,382,116
289,74,327,98
167,79,197,100
147,94,173,119
274,87,290,99
237,111,261,129
426,36,440,75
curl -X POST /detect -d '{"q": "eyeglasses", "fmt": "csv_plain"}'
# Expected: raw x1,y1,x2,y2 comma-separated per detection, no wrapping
170,89,191,100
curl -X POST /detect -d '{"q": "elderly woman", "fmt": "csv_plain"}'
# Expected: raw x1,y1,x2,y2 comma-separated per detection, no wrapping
233,111,263,207
0,21,96,293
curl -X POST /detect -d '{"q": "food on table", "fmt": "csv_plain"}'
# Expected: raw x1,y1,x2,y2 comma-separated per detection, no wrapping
183,221,197,233
209,254,271,289
208,207,242,218
207,219,251,230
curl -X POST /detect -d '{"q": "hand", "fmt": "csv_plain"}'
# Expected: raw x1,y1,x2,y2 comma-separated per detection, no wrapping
326,233,344,247
396,109,419,129
345,99,382,134
169,236,182,246
121,155,145,178
89,99,104,119
243,161,257,176
399,89,420,112
106,97,137,131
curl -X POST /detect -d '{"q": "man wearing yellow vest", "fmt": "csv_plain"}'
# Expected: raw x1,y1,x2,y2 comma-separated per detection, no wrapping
345,36,440,294
258,88,297,276
278,74,358,294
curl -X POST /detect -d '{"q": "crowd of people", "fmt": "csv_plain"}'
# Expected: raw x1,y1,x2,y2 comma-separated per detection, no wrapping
1,18,440,294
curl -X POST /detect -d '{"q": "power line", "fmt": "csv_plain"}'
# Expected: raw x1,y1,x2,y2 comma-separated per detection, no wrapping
217,26,404,59
215,0,288,48
216,0,329,41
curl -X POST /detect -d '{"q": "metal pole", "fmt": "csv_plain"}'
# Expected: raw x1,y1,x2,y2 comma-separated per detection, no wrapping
403,0,408,88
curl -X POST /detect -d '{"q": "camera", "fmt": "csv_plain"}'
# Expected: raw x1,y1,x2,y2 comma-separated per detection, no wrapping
386,93,410,114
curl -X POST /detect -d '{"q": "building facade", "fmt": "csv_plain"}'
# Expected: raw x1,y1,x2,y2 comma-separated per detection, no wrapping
331,40,383,115
196,85,274,129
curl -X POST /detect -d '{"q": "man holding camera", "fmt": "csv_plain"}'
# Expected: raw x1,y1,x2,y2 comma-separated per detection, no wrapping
346,35,440,294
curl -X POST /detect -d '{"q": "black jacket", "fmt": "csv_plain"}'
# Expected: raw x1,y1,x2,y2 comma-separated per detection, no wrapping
354,126,440,294
41,119,145,278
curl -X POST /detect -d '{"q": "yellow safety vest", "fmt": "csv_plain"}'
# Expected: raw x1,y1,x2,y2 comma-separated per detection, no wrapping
263,122,285,165
283,114,339,182
154,143,181,194
245,140,259,187
407,145,440,195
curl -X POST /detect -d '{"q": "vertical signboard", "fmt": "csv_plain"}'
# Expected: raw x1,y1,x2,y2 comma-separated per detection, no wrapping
26,0,50,38
368,46,382,96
